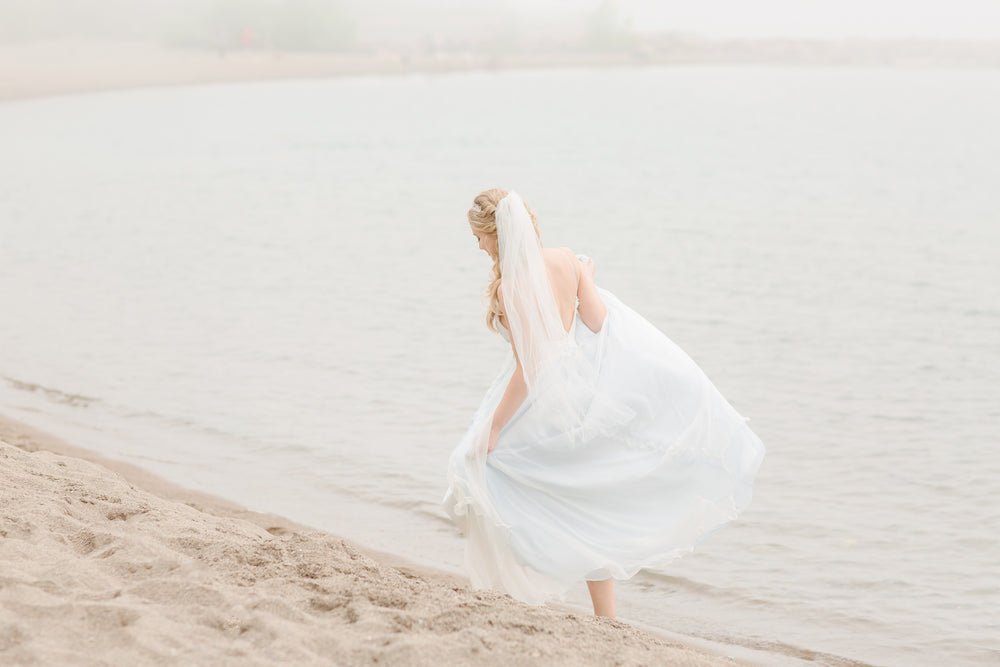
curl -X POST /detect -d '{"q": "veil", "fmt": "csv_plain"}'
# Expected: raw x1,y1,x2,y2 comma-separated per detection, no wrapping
496,191,569,390
496,191,628,442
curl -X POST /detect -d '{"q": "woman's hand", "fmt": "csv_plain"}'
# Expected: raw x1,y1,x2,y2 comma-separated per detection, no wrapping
577,253,596,279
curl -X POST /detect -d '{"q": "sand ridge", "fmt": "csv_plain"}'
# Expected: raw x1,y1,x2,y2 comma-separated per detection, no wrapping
0,436,738,666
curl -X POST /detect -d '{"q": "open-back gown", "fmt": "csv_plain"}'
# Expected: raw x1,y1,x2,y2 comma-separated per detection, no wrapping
443,269,765,605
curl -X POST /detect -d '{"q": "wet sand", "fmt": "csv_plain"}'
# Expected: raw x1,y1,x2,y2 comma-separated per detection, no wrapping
0,413,741,665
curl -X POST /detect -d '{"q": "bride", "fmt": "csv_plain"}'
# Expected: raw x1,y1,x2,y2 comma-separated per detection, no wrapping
443,188,765,618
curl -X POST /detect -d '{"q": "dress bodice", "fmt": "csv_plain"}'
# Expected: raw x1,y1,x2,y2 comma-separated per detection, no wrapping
497,310,578,346
498,320,511,344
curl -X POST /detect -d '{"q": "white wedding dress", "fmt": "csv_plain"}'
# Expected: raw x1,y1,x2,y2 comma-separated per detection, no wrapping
443,192,763,605
443,283,765,605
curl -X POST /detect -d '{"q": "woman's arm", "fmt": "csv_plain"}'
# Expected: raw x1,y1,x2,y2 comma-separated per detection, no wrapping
488,291,528,453
488,351,527,453
575,255,607,333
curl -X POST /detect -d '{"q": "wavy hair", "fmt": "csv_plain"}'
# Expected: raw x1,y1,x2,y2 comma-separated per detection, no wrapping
467,188,541,332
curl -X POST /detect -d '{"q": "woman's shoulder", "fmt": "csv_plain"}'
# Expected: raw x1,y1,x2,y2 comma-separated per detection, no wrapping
543,246,584,274
542,245,574,256
541,246,576,266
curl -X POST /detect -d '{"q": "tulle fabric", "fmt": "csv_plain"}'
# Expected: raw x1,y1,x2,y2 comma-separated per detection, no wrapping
443,287,765,605
496,191,567,391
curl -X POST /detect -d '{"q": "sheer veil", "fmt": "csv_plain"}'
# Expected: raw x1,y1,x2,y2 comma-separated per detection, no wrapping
496,191,624,443
496,191,569,390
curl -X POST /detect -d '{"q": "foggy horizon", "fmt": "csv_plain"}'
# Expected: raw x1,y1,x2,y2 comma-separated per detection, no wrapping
3,0,1000,49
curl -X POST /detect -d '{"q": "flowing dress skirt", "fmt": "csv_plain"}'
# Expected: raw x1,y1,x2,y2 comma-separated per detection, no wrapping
443,287,765,604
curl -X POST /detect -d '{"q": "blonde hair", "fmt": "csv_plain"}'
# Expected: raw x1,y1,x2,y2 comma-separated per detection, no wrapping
468,188,541,332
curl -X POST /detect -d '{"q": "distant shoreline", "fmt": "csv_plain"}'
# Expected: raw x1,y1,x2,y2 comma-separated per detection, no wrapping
2,38,999,103
2,46,646,103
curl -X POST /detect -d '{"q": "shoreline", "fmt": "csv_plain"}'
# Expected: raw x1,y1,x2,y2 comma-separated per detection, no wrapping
2,38,999,104
0,43,644,103
0,410,745,665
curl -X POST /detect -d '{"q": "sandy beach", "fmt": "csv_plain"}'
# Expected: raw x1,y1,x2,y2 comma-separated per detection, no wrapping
0,414,741,666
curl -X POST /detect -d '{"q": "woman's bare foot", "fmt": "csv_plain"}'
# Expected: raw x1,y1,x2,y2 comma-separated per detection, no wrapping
587,578,616,618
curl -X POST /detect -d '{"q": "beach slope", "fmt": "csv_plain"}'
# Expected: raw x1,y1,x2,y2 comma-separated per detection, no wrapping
0,436,736,666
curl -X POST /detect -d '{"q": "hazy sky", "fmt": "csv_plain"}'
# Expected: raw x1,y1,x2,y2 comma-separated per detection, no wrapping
614,0,1000,39
4,0,1000,44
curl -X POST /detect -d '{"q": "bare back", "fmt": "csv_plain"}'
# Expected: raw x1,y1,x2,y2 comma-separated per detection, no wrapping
542,247,607,334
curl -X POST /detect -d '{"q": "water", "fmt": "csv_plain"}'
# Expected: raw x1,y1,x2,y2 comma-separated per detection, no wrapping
1,65,998,666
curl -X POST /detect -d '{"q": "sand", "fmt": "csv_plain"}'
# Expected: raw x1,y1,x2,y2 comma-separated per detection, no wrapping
0,415,741,666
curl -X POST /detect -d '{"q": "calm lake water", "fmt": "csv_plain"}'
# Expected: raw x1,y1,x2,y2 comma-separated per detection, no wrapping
1,65,998,666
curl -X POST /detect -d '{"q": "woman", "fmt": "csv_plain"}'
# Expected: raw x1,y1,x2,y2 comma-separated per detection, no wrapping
443,188,765,618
